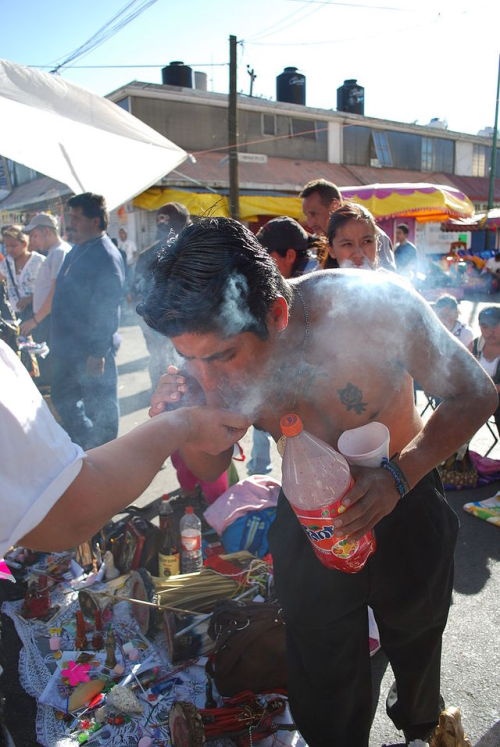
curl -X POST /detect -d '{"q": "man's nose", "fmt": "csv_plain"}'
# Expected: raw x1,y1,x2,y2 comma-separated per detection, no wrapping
192,362,219,392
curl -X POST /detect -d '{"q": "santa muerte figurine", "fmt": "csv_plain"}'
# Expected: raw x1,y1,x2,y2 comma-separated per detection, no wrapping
105,627,117,669
75,610,88,650
92,609,104,650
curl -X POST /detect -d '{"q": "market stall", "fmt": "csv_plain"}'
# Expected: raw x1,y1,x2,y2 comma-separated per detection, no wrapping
1,483,301,747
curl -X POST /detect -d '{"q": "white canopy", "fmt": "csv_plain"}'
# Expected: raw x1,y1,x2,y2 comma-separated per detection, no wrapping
0,59,187,210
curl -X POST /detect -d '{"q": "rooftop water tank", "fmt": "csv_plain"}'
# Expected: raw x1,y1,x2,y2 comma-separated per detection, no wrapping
162,61,193,88
276,66,306,106
337,79,364,115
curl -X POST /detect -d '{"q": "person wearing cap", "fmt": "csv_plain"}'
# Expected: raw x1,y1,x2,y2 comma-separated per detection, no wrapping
256,216,320,279
300,178,396,271
19,214,71,383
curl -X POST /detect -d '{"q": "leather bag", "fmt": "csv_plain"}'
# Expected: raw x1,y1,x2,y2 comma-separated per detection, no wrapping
206,599,287,696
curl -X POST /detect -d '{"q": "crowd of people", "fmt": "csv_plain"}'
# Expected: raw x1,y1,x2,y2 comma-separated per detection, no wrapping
0,179,499,747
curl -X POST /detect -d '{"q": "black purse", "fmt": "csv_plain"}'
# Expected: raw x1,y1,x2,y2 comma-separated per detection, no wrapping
95,506,163,575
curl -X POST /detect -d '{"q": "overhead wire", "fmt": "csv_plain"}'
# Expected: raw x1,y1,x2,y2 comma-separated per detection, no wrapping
243,2,320,42
32,63,228,70
50,0,161,73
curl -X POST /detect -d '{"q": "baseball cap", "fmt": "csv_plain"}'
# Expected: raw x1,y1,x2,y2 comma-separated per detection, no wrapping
257,216,308,255
25,213,59,232
478,306,500,326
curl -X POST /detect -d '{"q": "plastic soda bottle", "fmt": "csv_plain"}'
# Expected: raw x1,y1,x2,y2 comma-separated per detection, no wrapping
158,494,180,578
180,506,203,574
280,413,376,573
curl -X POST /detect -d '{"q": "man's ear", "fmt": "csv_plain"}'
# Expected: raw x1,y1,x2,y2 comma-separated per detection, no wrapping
268,296,289,332
286,248,297,263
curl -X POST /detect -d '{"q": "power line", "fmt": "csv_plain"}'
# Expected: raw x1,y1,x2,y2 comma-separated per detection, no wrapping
50,0,161,73
32,63,228,70
244,2,319,42
287,0,416,9
192,124,330,157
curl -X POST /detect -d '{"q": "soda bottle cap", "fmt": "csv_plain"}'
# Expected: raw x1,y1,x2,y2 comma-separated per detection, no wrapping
161,494,170,501
280,413,303,437
185,506,194,514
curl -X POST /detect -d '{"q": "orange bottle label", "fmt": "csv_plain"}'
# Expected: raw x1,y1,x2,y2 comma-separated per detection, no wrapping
292,481,376,573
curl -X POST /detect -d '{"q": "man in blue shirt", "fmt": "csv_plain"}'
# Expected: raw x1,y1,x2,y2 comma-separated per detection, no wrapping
51,193,125,449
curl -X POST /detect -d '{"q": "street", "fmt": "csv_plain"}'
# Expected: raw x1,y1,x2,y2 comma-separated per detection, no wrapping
117,293,500,747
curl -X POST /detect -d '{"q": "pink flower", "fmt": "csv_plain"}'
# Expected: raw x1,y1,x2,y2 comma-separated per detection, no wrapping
61,661,91,686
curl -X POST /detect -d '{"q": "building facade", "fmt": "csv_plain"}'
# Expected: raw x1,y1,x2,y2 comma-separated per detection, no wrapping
1,75,499,253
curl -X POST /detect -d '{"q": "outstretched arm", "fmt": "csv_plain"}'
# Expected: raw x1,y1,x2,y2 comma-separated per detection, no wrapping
20,406,249,551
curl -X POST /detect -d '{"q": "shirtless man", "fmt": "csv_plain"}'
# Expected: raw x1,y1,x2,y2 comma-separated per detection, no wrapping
141,217,496,747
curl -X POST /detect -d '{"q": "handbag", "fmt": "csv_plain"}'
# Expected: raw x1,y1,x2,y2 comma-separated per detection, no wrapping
438,448,478,490
95,506,163,575
206,599,287,696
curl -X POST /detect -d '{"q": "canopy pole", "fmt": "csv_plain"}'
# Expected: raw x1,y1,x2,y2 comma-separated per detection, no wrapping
486,55,500,250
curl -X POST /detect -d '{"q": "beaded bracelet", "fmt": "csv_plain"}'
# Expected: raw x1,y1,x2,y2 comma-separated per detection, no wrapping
381,457,410,499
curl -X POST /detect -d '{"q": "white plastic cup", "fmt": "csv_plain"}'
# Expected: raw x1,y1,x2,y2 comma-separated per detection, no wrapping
337,422,390,468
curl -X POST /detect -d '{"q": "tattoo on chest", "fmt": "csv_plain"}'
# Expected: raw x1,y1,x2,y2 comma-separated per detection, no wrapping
337,382,367,414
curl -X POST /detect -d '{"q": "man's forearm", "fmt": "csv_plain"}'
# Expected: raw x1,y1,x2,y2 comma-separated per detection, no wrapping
397,387,497,489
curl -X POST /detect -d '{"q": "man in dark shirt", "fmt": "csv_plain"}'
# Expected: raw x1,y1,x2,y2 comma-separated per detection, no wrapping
394,224,418,276
51,193,125,449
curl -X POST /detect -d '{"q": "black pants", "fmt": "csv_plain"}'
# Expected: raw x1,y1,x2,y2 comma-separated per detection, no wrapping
51,349,119,449
32,314,52,388
269,470,459,747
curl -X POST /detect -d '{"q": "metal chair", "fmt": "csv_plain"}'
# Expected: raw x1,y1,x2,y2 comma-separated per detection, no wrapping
484,418,499,457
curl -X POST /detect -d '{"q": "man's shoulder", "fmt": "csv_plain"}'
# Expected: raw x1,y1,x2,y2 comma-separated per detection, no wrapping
48,240,71,259
304,267,411,309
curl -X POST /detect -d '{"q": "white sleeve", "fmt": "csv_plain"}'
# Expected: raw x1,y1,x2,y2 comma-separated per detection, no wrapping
460,327,474,349
0,341,85,556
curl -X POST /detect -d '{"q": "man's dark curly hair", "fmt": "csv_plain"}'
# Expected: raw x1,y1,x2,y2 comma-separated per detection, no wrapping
139,216,292,340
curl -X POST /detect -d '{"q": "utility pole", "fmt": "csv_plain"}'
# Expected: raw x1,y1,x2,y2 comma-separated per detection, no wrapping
228,34,240,220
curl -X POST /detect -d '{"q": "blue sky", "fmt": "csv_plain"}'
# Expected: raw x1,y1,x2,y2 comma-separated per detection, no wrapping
1,0,499,136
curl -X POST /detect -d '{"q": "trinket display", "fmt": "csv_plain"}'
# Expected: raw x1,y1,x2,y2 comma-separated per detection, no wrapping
1,494,302,747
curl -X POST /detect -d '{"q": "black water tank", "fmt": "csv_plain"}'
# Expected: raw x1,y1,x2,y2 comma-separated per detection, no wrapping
337,79,364,115
276,66,306,105
162,61,193,88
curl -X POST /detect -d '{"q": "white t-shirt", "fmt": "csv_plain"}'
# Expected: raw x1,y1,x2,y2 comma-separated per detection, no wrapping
451,321,474,349
33,239,71,314
0,252,45,312
119,239,137,266
0,340,85,556
479,352,500,379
